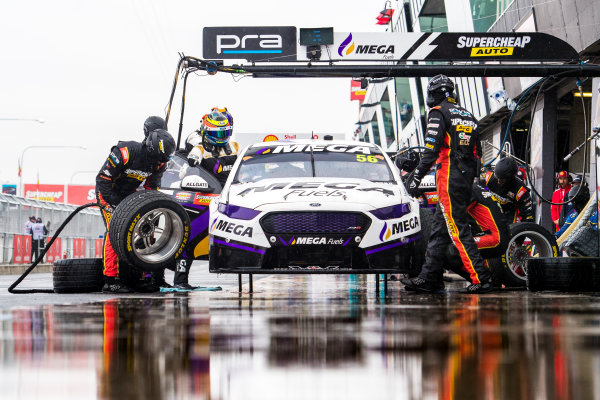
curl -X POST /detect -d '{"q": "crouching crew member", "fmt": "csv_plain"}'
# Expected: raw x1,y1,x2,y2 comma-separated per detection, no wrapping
96,129,176,293
484,157,534,222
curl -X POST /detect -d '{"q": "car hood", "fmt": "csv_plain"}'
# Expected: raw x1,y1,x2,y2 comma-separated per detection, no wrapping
226,177,402,210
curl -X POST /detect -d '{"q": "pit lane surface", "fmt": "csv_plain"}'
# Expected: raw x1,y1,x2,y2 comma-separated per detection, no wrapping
1,261,600,399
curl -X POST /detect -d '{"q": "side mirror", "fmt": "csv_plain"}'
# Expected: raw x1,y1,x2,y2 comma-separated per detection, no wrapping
181,175,214,193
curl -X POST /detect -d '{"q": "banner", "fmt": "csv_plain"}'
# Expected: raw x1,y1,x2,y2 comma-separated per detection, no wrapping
351,79,366,101
13,234,31,264
67,185,96,206
298,32,579,62
45,238,62,263
95,239,104,258
24,184,65,202
203,26,297,61
2,184,16,195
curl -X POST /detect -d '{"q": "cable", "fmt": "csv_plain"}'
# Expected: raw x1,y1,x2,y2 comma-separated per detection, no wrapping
9,202,106,294
483,76,548,167
524,73,590,206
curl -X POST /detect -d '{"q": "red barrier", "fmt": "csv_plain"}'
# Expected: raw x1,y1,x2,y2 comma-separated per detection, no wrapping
45,238,62,263
73,238,86,259
95,239,104,258
12,235,32,264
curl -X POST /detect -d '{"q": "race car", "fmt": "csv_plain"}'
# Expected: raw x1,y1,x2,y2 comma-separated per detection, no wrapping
207,140,431,274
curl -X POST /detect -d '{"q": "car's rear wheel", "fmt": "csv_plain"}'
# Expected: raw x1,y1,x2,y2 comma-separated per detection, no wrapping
109,191,190,272
495,222,559,287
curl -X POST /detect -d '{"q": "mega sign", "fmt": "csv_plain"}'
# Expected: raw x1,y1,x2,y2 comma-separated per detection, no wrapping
298,32,578,61
203,26,297,61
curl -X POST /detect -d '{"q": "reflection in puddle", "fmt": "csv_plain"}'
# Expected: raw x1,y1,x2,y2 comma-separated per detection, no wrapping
1,276,600,399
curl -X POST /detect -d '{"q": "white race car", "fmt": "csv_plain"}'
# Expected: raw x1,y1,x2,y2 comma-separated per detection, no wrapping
208,140,431,274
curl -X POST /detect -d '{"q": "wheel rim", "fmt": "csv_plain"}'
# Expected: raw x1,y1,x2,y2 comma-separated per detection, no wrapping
131,208,184,264
505,230,553,281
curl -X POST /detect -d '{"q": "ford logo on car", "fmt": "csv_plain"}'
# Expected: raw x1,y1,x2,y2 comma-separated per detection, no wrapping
309,203,321,207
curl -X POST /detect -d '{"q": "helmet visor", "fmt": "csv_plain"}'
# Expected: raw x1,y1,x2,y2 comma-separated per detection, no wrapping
205,126,232,139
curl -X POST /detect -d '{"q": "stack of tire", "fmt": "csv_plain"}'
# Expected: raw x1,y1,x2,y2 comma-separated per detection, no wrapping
527,258,600,292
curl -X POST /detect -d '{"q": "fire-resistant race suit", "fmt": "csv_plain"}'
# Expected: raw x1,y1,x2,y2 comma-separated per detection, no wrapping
187,140,239,186
96,141,166,279
408,98,490,286
483,171,533,223
446,184,510,282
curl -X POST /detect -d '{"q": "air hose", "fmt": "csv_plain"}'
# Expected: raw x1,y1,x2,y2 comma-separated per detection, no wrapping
9,202,105,294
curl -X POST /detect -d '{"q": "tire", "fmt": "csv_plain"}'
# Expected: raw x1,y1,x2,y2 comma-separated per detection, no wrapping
109,191,190,272
495,222,559,287
527,257,600,292
410,207,433,276
53,258,103,293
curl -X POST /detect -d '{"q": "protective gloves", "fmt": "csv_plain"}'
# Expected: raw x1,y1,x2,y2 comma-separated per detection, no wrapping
405,172,422,198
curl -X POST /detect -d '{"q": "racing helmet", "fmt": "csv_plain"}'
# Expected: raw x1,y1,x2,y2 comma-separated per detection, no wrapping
145,129,176,163
494,157,518,180
201,110,233,147
426,74,455,107
568,184,589,213
143,116,166,138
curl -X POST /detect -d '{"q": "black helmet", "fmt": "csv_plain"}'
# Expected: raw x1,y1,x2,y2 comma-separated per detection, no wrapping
426,74,455,107
569,184,589,213
143,116,166,138
145,129,175,163
494,157,518,180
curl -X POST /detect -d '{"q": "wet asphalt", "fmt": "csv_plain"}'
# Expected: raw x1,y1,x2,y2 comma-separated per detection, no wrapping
1,261,600,400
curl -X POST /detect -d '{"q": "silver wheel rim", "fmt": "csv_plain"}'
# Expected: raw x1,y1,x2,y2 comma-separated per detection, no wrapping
131,208,184,264
505,230,553,281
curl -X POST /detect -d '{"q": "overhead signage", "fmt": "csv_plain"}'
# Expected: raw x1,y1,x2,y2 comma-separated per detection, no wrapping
203,26,297,61
297,32,578,62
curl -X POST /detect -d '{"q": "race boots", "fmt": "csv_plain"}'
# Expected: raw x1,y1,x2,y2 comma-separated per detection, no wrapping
152,269,172,289
173,259,197,290
102,276,134,294
400,277,445,293
459,281,494,294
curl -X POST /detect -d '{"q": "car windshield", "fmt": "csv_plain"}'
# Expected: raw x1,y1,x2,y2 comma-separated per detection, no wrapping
233,143,394,183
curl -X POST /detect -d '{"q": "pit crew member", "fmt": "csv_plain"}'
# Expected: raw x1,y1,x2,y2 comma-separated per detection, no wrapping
401,74,493,294
483,157,533,223
96,129,176,293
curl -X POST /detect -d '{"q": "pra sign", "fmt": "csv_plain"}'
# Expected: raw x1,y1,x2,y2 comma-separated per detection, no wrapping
203,27,297,61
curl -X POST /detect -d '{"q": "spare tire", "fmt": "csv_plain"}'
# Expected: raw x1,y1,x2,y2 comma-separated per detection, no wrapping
527,257,600,291
53,258,103,293
495,222,559,287
109,190,190,272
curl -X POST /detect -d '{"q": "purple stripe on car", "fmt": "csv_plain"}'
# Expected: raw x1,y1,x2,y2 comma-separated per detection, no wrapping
214,238,266,254
365,235,422,255
342,236,353,246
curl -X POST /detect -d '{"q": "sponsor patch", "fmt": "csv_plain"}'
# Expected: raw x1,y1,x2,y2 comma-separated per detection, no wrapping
425,143,434,149
194,193,218,205
120,147,130,164
427,123,439,128
425,137,436,143
176,191,192,201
